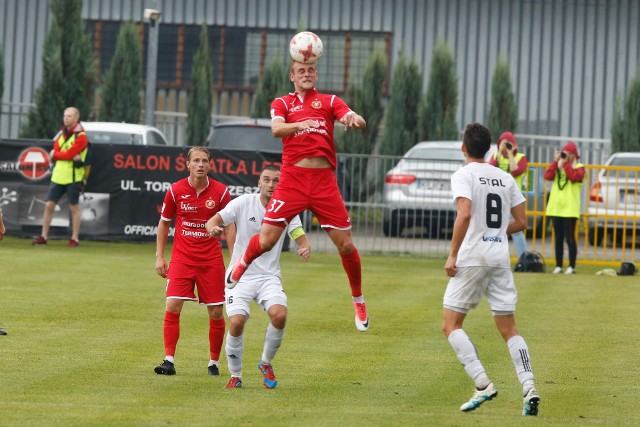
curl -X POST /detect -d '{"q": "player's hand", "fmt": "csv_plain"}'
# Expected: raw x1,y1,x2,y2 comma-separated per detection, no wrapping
156,257,168,278
207,225,224,238
445,256,458,277
340,112,364,131
553,150,562,163
298,245,311,262
297,119,320,131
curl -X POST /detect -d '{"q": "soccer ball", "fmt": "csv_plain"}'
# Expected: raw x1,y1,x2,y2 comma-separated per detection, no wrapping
289,31,323,64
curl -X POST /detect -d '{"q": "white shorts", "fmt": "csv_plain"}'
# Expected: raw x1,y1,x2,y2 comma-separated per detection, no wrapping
225,275,287,318
443,266,517,314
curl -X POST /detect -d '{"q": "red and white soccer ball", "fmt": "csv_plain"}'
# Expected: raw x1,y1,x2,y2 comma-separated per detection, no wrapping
289,31,323,64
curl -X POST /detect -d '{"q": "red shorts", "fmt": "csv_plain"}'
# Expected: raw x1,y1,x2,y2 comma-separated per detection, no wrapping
166,262,225,305
263,166,351,230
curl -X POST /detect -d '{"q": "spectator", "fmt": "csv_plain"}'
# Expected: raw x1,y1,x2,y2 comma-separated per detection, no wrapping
32,107,89,247
543,141,585,274
489,131,528,259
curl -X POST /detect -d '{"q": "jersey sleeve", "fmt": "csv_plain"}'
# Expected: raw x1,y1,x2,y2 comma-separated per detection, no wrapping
160,187,177,222
331,95,353,121
218,195,242,226
286,215,304,238
510,176,526,207
451,169,472,202
270,97,288,122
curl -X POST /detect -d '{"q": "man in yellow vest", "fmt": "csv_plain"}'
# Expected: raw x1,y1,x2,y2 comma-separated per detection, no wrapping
32,107,89,247
489,131,528,259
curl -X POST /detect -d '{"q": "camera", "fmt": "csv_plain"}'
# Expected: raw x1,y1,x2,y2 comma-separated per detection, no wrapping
560,152,567,159
505,142,513,150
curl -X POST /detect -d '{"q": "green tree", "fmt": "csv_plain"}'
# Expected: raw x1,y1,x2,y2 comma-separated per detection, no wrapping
251,57,289,118
335,49,388,201
0,43,4,121
419,40,459,141
99,21,142,122
186,23,214,146
487,55,518,140
379,50,422,156
611,66,640,153
21,0,97,138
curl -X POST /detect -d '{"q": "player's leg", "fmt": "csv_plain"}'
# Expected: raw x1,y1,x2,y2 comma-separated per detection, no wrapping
443,267,496,411
225,313,247,388
155,297,185,375
197,263,226,376
326,228,369,331
494,315,540,415
258,286,288,389
226,224,284,288
206,304,225,376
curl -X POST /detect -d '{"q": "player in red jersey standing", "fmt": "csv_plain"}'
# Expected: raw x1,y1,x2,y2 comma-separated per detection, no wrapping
226,60,370,331
154,147,231,376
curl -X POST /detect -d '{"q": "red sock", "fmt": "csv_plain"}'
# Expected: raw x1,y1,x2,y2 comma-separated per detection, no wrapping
163,311,180,357
243,234,266,265
340,247,362,298
209,317,226,360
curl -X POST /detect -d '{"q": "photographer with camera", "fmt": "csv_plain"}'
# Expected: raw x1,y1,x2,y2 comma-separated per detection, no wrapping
32,107,89,247
543,142,585,274
489,131,528,259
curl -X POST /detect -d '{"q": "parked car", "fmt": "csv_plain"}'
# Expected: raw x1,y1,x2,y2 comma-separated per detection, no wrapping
587,152,640,246
206,119,281,152
382,141,466,237
82,122,169,145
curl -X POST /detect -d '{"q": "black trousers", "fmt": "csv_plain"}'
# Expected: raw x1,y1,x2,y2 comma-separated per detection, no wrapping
551,216,578,268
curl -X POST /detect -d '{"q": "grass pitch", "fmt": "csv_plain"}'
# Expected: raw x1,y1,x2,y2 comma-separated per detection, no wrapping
0,236,638,426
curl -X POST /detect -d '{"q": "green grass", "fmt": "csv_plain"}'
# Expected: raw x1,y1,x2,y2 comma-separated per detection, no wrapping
0,236,638,426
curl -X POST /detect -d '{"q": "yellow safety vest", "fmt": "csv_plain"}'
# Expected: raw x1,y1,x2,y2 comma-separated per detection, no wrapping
493,152,526,191
51,132,88,185
545,163,584,218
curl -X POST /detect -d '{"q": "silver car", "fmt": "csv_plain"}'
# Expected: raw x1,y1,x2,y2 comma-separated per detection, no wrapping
82,122,169,145
587,152,640,246
382,141,465,237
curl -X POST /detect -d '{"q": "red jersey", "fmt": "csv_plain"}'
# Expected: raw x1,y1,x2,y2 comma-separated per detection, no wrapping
270,89,352,169
160,177,230,265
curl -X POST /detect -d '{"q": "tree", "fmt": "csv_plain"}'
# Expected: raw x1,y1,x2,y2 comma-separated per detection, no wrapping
379,50,422,156
251,57,289,118
186,23,214,146
20,0,97,138
487,55,518,140
335,49,388,201
419,40,459,141
611,66,640,153
99,21,142,123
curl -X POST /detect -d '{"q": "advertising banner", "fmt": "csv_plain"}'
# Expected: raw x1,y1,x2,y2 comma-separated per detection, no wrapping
0,139,282,241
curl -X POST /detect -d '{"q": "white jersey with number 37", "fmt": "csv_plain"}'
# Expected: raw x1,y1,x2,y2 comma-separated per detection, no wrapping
219,194,302,279
451,162,525,268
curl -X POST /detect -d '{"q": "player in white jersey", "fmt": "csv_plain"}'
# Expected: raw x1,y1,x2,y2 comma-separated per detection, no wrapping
442,123,540,416
205,166,310,389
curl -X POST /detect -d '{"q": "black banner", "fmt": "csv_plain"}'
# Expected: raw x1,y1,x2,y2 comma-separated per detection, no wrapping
0,139,282,241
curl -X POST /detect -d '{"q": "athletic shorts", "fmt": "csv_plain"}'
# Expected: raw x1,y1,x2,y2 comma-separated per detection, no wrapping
47,182,82,205
225,275,287,318
166,262,225,305
443,266,517,314
263,166,351,230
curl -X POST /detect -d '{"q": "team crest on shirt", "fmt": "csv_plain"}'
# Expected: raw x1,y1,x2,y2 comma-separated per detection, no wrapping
205,199,216,209
311,100,322,109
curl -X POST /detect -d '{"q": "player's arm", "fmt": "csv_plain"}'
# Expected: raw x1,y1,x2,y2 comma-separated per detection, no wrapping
224,223,237,261
0,210,6,241
290,227,311,261
155,219,170,278
508,202,527,235
445,197,471,277
205,213,225,238
271,117,319,138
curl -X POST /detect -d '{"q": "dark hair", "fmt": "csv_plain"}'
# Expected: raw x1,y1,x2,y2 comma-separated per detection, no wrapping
463,123,492,159
262,165,280,173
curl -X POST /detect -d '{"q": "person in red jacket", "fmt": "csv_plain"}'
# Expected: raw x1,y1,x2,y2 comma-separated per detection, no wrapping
32,107,89,247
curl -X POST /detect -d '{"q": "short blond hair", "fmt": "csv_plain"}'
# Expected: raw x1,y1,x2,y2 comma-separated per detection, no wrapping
186,146,211,161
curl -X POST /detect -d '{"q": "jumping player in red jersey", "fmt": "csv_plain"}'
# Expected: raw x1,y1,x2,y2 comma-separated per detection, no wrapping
226,60,370,331
154,147,232,376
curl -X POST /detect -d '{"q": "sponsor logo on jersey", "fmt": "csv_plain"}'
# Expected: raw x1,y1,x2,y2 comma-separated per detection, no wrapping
482,235,503,242
249,216,256,222
311,100,322,109
205,199,215,209
180,202,197,211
